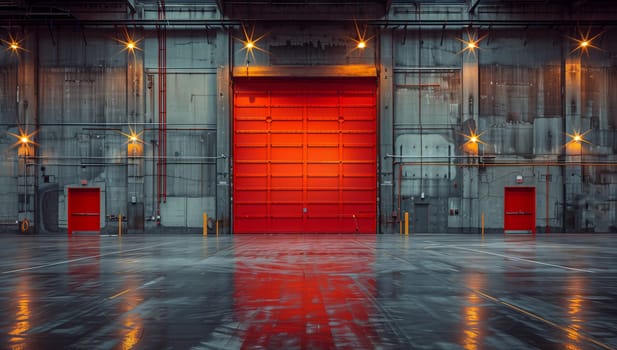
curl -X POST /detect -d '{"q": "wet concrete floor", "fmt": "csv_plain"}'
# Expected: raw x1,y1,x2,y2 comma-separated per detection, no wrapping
0,233,616,349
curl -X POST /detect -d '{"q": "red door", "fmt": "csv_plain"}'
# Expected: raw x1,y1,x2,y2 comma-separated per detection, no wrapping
504,187,536,234
67,187,100,234
233,78,376,233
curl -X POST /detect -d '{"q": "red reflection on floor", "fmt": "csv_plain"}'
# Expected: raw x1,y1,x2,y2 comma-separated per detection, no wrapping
67,236,100,292
233,235,377,349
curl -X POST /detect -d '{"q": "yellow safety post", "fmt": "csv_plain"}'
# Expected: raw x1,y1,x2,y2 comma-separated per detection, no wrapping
203,213,207,236
399,219,402,235
404,211,409,236
216,220,219,236
481,211,485,239
118,214,122,236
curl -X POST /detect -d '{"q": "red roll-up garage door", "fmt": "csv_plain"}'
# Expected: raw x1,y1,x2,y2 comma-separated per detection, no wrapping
233,78,377,233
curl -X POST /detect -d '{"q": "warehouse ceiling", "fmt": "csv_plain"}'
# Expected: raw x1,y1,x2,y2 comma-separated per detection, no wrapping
0,0,615,24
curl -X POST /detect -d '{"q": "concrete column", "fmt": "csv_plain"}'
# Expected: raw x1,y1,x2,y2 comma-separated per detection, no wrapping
379,29,394,234
461,38,480,232
216,30,231,234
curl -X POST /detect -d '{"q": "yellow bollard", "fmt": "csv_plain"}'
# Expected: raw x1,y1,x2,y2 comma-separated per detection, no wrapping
203,213,207,236
404,211,409,236
399,220,402,235
216,220,219,236
118,214,122,236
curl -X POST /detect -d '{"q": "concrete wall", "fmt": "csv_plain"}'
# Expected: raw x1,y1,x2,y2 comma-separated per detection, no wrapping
1,1,617,233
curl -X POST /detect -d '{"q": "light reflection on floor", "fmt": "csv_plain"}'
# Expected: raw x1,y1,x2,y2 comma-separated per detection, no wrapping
0,233,615,349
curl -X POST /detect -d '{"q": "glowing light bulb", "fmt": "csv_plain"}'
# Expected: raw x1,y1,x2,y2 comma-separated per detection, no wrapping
357,41,366,49
20,136,29,144
245,41,254,49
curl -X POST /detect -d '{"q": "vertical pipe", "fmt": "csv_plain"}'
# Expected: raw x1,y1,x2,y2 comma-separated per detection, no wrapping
216,220,219,236
404,211,409,235
118,214,122,236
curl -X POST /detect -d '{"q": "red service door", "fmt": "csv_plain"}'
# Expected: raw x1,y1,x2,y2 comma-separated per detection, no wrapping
504,187,536,234
233,78,377,233
67,187,101,234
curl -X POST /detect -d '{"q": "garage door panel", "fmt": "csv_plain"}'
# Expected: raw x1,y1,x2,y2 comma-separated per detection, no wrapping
271,163,303,176
343,146,375,160
343,163,374,174
307,120,339,131
271,204,303,217
235,120,268,132
343,176,374,188
308,147,338,161
272,176,302,188
236,176,267,188
343,189,374,201
271,146,303,160
236,93,269,106
235,190,267,202
235,133,267,145
234,78,376,233
307,163,338,175
235,106,269,118
308,133,338,144
271,120,303,131
235,204,267,217
307,190,338,202
235,162,267,175
235,147,268,161
342,121,376,132
271,95,304,106
307,95,338,105
307,176,339,188
272,107,303,119
308,107,339,119
271,133,302,145
342,107,375,119
342,133,374,144
307,204,339,218
341,95,375,106
271,189,303,202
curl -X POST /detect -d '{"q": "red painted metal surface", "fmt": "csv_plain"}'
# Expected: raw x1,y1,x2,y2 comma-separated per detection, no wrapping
504,186,536,234
233,78,377,233
67,187,100,234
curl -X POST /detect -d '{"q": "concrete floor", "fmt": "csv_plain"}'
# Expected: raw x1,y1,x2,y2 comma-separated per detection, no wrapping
0,233,616,350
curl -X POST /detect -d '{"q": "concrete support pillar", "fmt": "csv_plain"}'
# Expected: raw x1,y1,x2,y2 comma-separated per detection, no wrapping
379,29,394,233
216,30,231,234
127,46,145,231
461,39,480,232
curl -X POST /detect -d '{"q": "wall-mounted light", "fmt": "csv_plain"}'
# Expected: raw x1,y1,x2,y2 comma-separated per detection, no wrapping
565,129,591,156
8,127,38,157
2,34,26,55
460,128,487,155
567,28,603,56
121,127,143,145
115,28,142,55
457,30,487,56
566,129,590,146
352,21,371,50
121,127,144,157
238,24,266,63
